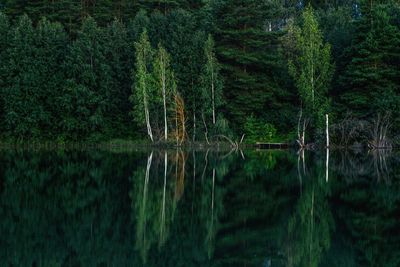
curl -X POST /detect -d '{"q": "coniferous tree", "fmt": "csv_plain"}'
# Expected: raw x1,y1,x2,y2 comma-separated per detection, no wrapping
137,0,187,14
338,3,400,126
3,15,36,137
0,12,10,129
3,15,67,138
61,17,110,139
103,19,133,134
164,9,206,140
213,0,291,131
34,18,69,135
128,9,150,44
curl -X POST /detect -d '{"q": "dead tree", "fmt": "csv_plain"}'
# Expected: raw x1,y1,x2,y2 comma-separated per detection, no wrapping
174,94,187,146
297,108,310,148
368,113,392,149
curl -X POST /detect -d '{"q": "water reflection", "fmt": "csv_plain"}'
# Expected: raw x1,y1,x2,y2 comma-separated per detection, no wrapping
0,148,399,266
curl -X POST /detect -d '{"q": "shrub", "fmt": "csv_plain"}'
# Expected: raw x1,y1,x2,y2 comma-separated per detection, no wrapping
244,115,277,143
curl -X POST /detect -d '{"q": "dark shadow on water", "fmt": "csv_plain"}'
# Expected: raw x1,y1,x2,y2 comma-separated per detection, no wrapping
0,148,399,266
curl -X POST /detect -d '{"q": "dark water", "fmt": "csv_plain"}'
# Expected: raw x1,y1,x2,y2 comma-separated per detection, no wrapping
0,148,399,267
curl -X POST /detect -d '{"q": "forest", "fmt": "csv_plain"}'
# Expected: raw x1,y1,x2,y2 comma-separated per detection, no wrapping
0,0,399,146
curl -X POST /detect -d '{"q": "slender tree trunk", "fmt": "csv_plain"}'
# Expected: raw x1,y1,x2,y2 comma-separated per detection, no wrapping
297,108,305,148
297,151,303,194
144,94,153,142
201,149,210,182
162,57,168,141
211,168,215,225
141,151,153,245
202,112,210,145
326,148,329,182
211,69,216,125
326,114,329,148
193,110,196,142
175,108,178,146
160,151,167,244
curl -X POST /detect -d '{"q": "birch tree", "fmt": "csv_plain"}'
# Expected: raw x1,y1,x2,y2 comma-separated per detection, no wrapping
153,43,176,141
200,34,223,128
131,30,154,142
288,5,333,128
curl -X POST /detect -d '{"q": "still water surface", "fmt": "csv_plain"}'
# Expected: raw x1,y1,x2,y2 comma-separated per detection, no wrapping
0,148,399,266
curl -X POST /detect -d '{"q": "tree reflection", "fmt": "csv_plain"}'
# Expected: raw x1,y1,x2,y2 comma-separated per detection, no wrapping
287,153,334,267
0,149,398,266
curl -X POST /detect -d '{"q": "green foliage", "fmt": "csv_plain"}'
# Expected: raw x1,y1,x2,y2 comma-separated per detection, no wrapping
288,5,334,120
152,43,177,139
244,115,277,143
338,3,400,126
1,15,68,138
199,34,224,128
0,149,400,265
130,30,155,135
0,0,399,144
213,0,294,131
62,17,111,138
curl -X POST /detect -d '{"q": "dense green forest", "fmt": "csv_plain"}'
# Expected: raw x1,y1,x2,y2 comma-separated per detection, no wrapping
0,0,399,144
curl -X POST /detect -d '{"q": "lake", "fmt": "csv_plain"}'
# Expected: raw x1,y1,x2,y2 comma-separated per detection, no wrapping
0,148,398,266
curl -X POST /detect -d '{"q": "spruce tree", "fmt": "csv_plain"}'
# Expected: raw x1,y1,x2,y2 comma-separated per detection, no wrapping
338,3,400,125
212,0,291,131
103,19,133,134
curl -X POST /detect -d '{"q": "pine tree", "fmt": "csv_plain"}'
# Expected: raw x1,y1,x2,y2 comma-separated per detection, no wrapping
338,3,400,125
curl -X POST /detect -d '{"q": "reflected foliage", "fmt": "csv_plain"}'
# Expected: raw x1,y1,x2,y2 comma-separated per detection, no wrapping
0,149,399,266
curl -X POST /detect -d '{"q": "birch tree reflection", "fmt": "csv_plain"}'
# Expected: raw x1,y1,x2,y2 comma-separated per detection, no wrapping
132,150,182,263
287,156,334,267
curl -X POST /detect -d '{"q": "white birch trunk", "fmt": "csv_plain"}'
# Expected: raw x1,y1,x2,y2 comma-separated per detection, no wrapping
326,114,329,148
193,112,196,142
141,151,153,244
211,66,216,125
144,94,153,142
160,151,167,242
326,148,329,183
211,168,215,220
162,57,168,141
